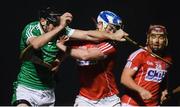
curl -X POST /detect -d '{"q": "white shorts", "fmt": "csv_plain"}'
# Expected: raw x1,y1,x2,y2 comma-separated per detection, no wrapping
14,85,55,106
121,102,160,107
121,102,134,107
74,94,121,107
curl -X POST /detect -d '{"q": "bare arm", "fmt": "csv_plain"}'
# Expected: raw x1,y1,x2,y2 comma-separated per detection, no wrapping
160,86,180,104
56,41,104,60
29,12,73,49
29,25,65,49
172,86,180,94
121,67,152,100
71,29,128,41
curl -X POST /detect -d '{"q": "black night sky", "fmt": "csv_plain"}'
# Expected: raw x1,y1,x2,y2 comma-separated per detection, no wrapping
1,0,180,105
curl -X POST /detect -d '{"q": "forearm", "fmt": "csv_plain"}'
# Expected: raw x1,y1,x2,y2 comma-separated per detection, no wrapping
71,29,111,41
86,30,112,40
56,43,104,60
86,29,127,41
121,76,144,93
56,44,83,59
173,86,180,94
30,25,64,49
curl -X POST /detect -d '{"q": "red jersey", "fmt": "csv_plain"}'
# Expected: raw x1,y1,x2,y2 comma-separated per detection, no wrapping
121,47,172,106
74,41,119,100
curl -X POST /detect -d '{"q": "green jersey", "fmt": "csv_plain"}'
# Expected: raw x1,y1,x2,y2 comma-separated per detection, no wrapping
15,21,59,90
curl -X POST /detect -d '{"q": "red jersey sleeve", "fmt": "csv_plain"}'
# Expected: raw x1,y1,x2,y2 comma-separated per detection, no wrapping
125,49,145,71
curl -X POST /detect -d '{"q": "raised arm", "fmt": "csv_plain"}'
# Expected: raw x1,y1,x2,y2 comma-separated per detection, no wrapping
29,12,72,49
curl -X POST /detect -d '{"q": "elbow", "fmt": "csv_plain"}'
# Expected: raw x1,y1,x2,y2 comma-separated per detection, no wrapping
121,73,127,85
121,77,125,85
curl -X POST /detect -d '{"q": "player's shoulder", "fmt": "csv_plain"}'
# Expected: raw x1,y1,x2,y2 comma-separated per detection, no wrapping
22,21,40,33
23,21,38,29
130,48,146,56
25,21,39,28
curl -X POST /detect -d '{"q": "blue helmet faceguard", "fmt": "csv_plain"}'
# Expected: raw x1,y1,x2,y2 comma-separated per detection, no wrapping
97,10,122,30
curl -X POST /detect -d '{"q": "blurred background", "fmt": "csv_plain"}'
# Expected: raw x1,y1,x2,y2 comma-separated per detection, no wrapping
0,0,179,105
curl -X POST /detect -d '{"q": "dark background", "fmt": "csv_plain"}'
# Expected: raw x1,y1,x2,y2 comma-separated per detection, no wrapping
1,0,180,105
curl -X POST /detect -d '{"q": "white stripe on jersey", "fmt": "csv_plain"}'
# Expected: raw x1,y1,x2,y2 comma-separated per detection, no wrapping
26,25,37,38
98,43,113,53
137,66,144,85
25,23,42,45
125,60,132,68
38,22,44,34
26,27,31,38
128,48,145,61
99,43,111,50
26,36,36,45
102,46,113,53
125,48,145,69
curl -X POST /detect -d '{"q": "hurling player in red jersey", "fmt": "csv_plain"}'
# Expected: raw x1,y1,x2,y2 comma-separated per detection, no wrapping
120,24,172,106
56,11,128,107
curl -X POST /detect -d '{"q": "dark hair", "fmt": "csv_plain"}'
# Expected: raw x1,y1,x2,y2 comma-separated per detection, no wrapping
38,7,61,26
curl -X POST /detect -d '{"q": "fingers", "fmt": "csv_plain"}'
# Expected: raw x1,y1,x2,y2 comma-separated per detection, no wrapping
57,35,69,45
51,66,59,73
113,29,129,41
121,31,129,41
60,35,69,41
142,93,152,100
63,13,73,24
160,90,169,104
51,59,61,73
119,29,129,36
120,38,126,42
139,89,152,100
160,97,167,104
59,12,73,27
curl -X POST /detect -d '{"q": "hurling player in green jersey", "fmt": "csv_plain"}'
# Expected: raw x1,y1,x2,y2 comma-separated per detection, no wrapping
11,7,74,106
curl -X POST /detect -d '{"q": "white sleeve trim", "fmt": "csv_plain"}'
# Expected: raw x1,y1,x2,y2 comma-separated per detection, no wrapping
65,26,75,37
68,29,75,37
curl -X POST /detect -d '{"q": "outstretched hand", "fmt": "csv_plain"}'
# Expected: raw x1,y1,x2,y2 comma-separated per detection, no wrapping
112,29,129,41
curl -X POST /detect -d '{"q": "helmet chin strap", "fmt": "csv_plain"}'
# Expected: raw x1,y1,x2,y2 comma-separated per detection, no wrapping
152,48,161,53
153,45,166,53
